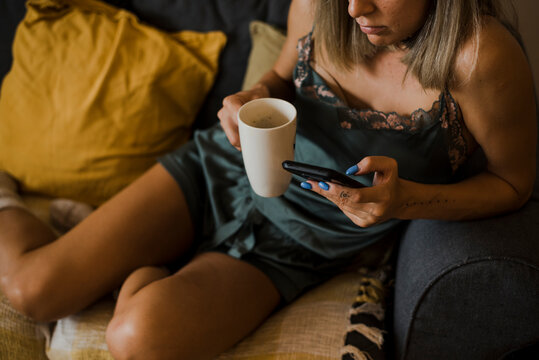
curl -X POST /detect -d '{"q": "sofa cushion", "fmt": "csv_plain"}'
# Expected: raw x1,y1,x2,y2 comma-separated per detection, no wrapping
44,269,390,360
0,290,49,360
394,199,539,358
0,1,139,84
127,0,292,129
219,268,391,360
0,0,292,130
46,296,115,360
0,0,226,206
241,21,287,91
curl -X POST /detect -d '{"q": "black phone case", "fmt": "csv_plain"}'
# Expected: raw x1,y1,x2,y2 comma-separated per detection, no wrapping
282,160,364,188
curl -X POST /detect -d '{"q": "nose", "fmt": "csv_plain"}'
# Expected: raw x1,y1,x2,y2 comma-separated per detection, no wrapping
348,0,375,18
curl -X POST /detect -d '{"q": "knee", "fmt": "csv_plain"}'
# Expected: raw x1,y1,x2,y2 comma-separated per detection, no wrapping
106,306,204,360
106,310,156,360
1,265,57,322
105,314,133,360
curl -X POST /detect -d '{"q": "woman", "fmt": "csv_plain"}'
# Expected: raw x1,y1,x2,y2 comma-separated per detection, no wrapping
0,0,535,359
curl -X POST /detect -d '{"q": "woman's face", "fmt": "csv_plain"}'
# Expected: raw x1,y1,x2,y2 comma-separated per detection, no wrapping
348,0,430,46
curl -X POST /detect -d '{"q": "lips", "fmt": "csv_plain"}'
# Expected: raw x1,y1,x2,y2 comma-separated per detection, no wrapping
358,23,387,35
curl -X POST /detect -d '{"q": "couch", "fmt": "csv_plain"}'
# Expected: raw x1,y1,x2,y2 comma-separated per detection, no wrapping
1,0,538,359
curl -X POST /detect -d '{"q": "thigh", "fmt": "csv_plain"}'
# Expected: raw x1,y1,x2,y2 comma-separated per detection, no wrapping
106,252,281,360
14,164,195,318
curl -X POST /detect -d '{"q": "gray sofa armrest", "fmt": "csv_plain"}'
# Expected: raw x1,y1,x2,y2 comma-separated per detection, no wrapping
392,198,539,359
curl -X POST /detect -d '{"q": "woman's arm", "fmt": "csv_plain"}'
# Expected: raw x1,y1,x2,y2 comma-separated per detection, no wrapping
399,17,536,220
217,0,313,150
305,18,536,227
253,0,314,98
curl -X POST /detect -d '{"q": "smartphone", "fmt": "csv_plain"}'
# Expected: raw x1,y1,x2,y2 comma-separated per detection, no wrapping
282,160,365,188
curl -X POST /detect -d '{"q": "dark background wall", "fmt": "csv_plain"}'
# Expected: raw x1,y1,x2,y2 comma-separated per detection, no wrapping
515,0,539,95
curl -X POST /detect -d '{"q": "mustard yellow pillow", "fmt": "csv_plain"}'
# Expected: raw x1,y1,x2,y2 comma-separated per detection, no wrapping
0,0,226,205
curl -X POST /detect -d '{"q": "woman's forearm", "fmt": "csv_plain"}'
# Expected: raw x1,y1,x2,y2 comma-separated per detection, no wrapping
396,171,532,221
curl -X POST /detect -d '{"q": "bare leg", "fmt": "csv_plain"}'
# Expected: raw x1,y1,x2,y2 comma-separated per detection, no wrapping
0,208,57,276
0,164,194,321
106,252,281,360
114,266,171,312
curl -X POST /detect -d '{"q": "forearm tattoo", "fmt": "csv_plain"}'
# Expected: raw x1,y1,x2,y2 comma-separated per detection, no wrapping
404,199,453,207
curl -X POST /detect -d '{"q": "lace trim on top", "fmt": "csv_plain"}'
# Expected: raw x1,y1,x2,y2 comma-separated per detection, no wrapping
294,32,470,173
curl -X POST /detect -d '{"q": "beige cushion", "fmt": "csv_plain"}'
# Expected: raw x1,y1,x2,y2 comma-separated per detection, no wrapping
46,296,115,360
241,21,286,91
0,290,49,360
217,271,374,359
46,271,384,360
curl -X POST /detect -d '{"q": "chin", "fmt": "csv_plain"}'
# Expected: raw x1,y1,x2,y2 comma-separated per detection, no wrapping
366,36,395,47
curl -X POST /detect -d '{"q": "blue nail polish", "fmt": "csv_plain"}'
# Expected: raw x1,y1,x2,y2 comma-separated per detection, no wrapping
346,165,359,175
300,182,312,190
318,181,329,190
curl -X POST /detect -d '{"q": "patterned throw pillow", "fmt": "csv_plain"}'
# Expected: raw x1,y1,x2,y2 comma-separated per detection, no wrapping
341,267,392,360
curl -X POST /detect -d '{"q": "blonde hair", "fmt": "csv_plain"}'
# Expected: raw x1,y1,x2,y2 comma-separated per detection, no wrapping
313,0,520,90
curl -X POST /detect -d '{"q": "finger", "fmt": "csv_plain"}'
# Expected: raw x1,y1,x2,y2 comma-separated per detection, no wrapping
225,122,241,150
217,112,241,150
300,181,313,190
347,156,398,176
306,181,351,204
303,180,339,199
218,100,243,150
299,180,334,198
222,94,246,113
342,184,383,205
305,180,367,210
342,209,380,228
301,181,381,224
305,179,381,205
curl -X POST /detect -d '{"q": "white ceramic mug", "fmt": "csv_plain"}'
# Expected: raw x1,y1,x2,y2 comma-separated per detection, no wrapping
238,98,297,197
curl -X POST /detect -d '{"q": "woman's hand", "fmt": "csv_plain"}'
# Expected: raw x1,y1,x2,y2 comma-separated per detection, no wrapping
217,85,270,150
302,156,404,227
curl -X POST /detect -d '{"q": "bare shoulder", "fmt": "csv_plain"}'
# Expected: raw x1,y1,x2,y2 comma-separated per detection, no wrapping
287,0,315,38
272,0,314,79
452,16,532,92
451,16,535,128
